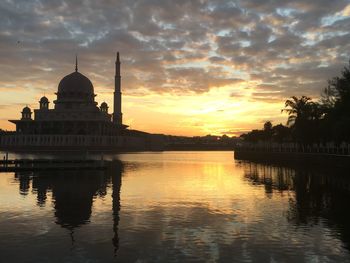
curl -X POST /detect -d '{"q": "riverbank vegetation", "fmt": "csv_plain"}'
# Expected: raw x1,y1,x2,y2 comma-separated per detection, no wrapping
241,61,350,145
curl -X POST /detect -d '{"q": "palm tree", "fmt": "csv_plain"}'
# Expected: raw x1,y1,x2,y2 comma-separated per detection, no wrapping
282,96,322,145
281,96,313,126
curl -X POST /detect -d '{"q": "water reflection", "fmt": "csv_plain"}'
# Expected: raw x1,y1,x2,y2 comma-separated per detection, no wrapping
1,152,350,262
12,160,122,256
242,163,296,194
242,161,350,250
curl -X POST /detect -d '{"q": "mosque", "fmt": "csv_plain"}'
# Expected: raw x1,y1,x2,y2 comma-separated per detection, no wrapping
0,53,162,151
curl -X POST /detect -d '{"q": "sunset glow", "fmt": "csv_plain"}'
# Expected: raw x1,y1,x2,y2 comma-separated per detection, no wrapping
1,1,350,136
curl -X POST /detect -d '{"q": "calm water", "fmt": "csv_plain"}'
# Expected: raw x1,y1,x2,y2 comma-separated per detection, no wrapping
1,151,350,262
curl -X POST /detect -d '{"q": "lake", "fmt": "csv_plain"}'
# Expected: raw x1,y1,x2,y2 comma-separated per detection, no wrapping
0,151,350,262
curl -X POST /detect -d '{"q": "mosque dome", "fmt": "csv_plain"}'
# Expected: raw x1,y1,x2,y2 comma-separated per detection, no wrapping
39,96,49,103
21,106,32,120
100,101,108,113
22,106,31,113
58,71,94,96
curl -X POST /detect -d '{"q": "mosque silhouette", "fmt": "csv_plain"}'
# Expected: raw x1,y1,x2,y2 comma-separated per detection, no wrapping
0,53,163,151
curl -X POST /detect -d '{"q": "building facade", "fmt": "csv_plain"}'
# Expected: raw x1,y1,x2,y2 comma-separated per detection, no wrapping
0,53,158,151
10,53,126,136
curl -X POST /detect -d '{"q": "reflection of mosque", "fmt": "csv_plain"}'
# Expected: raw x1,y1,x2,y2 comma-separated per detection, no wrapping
242,162,350,250
14,161,122,254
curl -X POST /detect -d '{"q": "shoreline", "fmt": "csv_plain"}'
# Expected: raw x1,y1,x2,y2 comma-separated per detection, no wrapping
0,145,235,154
234,150,350,168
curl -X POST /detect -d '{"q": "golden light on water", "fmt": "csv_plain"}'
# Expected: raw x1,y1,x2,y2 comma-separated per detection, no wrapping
118,153,292,217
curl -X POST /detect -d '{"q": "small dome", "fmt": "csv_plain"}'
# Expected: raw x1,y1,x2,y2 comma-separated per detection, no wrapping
58,71,94,95
101,102,108,108
40,96,49,103
22,106,31,113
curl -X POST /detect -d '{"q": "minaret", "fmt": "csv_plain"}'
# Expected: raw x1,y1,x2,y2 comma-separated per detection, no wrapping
113,52,122,125
75,55,78,72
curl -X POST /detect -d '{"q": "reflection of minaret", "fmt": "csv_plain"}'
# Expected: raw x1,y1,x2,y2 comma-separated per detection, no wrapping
113,52,123,125
110,161,122,256
13,162,123,256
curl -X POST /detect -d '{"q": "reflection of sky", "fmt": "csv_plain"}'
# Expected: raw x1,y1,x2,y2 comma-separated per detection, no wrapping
0,152,349,262
117,152,349,262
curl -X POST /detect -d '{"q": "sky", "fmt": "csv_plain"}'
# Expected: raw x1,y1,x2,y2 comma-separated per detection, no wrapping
0,0,350,136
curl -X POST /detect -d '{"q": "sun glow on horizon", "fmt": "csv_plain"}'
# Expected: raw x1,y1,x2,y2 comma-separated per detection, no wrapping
0,1,348,136
0,78,287,137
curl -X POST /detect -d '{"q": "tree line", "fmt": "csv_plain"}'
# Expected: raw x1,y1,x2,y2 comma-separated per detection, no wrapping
241,61,350,145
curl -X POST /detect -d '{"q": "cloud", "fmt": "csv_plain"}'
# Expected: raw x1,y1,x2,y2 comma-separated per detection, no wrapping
1,0,349,95
0,0,350,135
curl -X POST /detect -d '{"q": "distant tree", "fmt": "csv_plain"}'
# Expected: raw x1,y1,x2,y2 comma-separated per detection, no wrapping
272,124,290,143
263,121,272,131
240,129,265,143
221,134,229,142
263,121,273,141
241,122,293,143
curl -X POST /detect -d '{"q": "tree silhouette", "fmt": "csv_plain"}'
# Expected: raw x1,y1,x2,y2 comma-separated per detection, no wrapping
282,96,313,126
263,121,273,141
240,60,350,145
281,96,321,144
272,124,290,143
320,61,350,142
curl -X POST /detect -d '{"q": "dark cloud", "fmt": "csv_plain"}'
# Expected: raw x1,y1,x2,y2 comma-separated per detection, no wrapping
0,0,349,100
